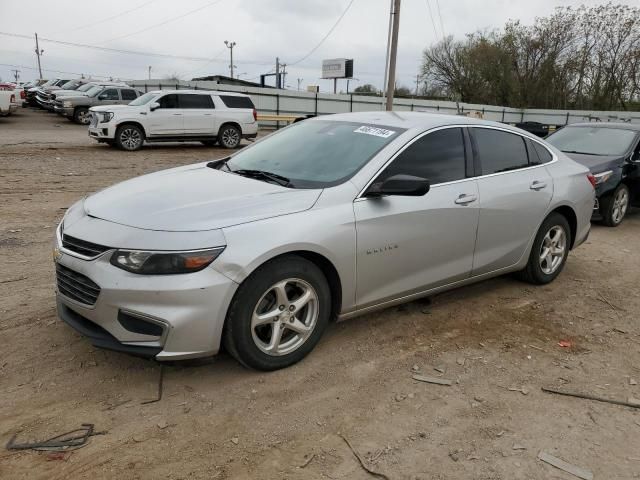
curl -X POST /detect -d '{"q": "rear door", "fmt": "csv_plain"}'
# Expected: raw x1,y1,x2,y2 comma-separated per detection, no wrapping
147,93,183,136
354,127,480,308
96,88,120,105
470,127,553,275
179,93,216,135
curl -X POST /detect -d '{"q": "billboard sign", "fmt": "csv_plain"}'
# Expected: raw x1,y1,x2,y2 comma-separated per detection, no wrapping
321,58,354,79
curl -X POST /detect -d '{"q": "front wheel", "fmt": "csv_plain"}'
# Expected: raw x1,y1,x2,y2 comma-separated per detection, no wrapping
223,256,331,371
73,107,90,125
600,184,629,227
518,212,571,285
115,124,144,151
218,124,241,149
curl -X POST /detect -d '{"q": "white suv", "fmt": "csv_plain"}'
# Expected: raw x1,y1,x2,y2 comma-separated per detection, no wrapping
88,90,258,151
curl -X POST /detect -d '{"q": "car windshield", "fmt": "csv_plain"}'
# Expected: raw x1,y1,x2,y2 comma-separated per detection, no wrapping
76,83,94,92
61,80,79,89
86,86,103,97
224,120,405,188
546,126,637,156
128,92,158,106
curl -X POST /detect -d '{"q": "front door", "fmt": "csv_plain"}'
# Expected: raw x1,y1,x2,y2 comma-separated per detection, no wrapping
148,93,183,136
179,93,216,135
354,127,480,308
470,127,553,275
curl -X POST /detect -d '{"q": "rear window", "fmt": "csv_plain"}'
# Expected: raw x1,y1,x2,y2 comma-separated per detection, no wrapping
219,95,254,109
179,94,214,109
121,89,138,101
473,128,529,174
530,141,553,165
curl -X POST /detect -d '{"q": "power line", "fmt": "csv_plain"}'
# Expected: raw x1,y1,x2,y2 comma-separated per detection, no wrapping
0,62,125,80
424,0,441,41
99,0,226,44
434,0,447,39
50,0,156,36
288,0,357,66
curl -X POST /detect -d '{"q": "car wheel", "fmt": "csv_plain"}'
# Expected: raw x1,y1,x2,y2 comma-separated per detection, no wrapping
201,140,218,147
600,184,629,227
518,212,571,285
218,124,241,149
73,107,90,125
223,256,331,371
115,125,144,151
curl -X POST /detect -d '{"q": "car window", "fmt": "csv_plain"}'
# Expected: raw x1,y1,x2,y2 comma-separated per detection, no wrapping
128,92,157,106
158,94,179,109
377,128,467,185
473,128,529,174
99,89,119,101
179,94,214,109
530,141,553,165
219,95,254,109
120,89,138,101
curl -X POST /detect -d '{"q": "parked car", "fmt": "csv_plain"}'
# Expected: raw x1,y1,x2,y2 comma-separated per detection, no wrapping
515,121,549,137
54,84,141,124
54,112,594,370
27,78,72,107
36,78,99,111
546,123,640,226
0,90,18,116
88,90,258,150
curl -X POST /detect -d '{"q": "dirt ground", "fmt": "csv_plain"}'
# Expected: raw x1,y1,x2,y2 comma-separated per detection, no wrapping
1,108,640,480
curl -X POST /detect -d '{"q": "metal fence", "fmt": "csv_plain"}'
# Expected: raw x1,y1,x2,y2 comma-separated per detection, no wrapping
129,79,640,128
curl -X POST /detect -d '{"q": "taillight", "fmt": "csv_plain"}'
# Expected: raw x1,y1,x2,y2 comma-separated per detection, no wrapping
20,90,25,99
252,108,257,122
587,173,596,189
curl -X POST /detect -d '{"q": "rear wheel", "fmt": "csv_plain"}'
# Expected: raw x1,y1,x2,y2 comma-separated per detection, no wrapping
218,124,241,149
518,212,571,285
115,124,144,151
600,184,629,227
73,107,90,125
223,256,331,371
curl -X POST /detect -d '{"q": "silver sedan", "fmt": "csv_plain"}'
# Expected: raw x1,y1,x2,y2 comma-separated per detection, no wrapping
54,112,595,370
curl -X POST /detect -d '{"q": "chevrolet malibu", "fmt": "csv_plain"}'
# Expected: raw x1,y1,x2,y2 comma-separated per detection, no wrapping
54,112,595,370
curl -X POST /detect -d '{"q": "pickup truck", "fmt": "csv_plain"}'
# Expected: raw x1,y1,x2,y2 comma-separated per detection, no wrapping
54,84,141,124
0,90,18,116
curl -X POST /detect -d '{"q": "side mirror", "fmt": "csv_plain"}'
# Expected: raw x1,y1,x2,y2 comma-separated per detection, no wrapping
631,151,640,163
149,102,160,111
365,174,430,197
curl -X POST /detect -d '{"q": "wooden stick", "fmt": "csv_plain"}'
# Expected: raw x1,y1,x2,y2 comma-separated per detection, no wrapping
542,386,640,409
339,435,390,480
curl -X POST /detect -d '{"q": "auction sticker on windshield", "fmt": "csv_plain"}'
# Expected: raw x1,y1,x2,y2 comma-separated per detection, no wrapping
354,126,397,138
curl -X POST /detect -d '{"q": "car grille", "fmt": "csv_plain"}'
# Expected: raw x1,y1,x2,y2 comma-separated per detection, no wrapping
56,263,101,306
62,234,110,258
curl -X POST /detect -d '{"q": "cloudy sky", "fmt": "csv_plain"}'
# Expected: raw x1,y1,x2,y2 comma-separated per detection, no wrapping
0,0,635,92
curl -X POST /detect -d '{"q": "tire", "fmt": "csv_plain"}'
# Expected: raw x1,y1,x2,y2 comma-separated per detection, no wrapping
201,140,218,147
223,256,331,371
218,124,241,149
599,184,629,227
73,107,90,125
518,212,571,285
115,124,144,151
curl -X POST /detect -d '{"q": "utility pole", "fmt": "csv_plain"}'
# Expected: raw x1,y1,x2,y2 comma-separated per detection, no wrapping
415,73,421,97
34,33,44,79
224,40,236,79
297,78,303,91
275,57,280,88
385,0,401,111
11,69,20,83
381,0,393,109
280,63,287,89
148,66,152,80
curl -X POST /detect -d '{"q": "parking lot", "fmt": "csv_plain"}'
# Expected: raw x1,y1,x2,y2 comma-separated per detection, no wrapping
1,108,640,479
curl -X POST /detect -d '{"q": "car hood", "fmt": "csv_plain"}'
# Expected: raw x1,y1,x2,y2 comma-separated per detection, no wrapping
90,104,134,112
562,152,624,172
83,163,322,232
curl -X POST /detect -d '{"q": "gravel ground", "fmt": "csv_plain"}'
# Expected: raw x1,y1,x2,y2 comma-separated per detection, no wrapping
1,108,640,480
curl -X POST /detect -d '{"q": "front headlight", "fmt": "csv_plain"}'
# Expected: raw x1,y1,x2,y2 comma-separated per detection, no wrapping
110,248,225,275
99,112,114,123
63,100,73,107
592,170,613,185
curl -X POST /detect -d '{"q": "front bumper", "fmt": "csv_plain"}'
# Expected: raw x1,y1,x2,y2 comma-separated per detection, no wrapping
88,124,114,139
55,246,238,361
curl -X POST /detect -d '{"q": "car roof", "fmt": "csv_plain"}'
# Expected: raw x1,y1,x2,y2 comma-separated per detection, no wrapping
562,122,640,131
146,89,249,97
313,111,530,134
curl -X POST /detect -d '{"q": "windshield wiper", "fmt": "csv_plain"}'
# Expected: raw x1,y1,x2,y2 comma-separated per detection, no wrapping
562,150,606,156
232,169,293,187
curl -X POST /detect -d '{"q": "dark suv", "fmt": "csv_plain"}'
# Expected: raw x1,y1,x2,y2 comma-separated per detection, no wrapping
546,123,640,226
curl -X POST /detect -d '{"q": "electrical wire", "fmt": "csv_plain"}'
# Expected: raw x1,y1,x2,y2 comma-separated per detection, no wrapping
180,47,227,77
288,0,357,66
0,62,124,80
99,0,226,44
434,0,447,39
424,0,442,41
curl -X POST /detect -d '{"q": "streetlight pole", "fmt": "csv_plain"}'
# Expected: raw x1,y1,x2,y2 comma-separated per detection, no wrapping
385,0,401,111
224,40,236,79
148,66,152,80
34,33,44,79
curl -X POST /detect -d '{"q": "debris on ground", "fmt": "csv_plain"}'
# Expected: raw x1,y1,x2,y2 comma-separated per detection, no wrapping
542,386,640,409
298,453,315,468
230,437,239,445
537,451,593,480
630,378,637,386
512,444,526,450
6,424,105,452
508,386,530,395
558,340,573,348
141,365,164,405
339,434,390,479
412,374,452,386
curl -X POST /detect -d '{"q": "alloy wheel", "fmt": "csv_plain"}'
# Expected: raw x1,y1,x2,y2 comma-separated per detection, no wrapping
251,278,319,356
221,127,240,148
120,128,142,150
539,225,566,275
77,110,90,125
612,188,629,224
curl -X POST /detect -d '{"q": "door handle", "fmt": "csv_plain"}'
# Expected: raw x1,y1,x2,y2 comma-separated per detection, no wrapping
204,113,212,116
530,180,547,190
172,113,182,116
454,194,477,205
140,112,147,115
